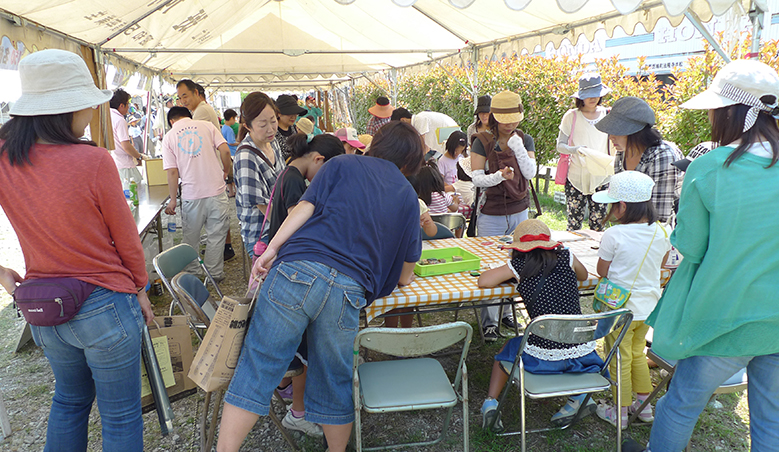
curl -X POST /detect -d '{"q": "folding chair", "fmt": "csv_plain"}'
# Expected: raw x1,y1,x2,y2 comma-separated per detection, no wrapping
489,309,633,452
627,348,748,428
353,322,473,451
170,272,219,340
152,244,223,318
430,213,467,237
175,279,301,452
422,222,455,240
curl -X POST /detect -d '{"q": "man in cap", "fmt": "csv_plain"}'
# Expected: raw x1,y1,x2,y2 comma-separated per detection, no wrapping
366,96,394,135
275,94,308,161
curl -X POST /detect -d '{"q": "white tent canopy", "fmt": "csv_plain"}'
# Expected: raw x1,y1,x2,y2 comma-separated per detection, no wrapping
0,0,764,90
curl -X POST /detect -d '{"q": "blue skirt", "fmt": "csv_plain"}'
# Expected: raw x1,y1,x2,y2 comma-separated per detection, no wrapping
495,335,605,375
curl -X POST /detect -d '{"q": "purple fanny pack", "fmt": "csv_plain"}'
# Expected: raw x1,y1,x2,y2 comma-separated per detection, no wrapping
13,278,97,327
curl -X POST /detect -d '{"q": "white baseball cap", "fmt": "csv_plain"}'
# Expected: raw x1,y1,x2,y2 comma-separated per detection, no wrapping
592,171,654,204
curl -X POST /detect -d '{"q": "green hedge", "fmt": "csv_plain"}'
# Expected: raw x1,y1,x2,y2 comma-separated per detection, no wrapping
349,36,779,165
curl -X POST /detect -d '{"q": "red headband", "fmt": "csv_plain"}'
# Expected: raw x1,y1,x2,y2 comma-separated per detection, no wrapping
520,233,551,242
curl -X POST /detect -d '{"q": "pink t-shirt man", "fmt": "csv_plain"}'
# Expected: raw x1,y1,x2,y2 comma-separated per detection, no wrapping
110,108,136,169
161,118,227,200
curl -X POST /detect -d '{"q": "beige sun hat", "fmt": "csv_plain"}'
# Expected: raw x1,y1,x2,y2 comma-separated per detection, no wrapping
503,219,560,252
10,49,113,116
490,90,524,124
296,117,314,136
680,59,779,132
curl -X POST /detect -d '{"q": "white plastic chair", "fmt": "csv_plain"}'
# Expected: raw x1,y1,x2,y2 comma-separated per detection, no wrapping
353,321,473,451
489,309,633,452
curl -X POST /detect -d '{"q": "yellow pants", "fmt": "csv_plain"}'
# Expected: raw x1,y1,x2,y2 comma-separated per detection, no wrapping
603,320,654,406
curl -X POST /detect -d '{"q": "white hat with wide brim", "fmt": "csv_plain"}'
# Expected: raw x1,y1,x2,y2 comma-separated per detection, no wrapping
10,49,113,116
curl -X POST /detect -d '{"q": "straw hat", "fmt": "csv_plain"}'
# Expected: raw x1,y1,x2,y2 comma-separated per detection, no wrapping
595,97,655,136
592,171,654,204
368,96,395,118
358,134,373,148
680,59,779,132
10,49,113,116
490,90,524,124
503,219,560,252
296,117,314,136
571,73,611,100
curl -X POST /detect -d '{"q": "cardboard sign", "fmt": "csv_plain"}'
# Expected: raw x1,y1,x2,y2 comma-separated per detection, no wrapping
141,316,197,412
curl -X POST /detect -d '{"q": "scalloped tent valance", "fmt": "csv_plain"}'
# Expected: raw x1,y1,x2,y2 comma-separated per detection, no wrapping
0,0,762,90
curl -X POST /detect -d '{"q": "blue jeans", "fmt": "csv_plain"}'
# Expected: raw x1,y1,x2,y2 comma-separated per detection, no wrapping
226,260,367,425
648,353,779,452
30,287,145,452
476,210,528,327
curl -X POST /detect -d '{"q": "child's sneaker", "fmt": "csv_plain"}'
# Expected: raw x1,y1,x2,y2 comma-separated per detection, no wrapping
481,398,504,432
628,399,654,423
596,403,628,429
282,411,323,437
551,395,597,426
276,384,293,403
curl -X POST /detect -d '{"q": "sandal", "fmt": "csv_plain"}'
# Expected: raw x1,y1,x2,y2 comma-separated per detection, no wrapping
550,395,597,426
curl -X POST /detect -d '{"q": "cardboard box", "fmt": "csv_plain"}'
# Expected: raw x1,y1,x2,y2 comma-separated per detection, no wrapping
141,316,197,413
143,158,167,186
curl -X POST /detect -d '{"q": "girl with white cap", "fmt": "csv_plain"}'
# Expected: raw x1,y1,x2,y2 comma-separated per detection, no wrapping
623,59,779,452
556,73,612,231
0,49,154,451
590,171,671,429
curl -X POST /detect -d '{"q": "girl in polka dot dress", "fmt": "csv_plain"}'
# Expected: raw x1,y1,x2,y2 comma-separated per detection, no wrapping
478,219,605,431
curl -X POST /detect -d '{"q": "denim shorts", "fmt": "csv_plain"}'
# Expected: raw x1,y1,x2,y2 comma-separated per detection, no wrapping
225,260,367,425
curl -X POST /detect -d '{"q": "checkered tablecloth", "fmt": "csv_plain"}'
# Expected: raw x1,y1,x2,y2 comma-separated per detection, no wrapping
365,232,671,322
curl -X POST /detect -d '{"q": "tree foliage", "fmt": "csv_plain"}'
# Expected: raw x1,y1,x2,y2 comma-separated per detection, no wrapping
349,37,779,164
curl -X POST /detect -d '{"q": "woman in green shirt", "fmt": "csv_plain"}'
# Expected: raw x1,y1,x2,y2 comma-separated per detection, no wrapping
624,60,779,452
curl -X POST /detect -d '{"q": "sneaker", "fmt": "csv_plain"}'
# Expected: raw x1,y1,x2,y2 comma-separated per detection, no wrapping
596,403,628,429
276,384,293,403
224,244,236,261
481,399,504,432
282,410,323,437
483,326,499,342
550,395,597,426
501,316,519,330
628,399,654,423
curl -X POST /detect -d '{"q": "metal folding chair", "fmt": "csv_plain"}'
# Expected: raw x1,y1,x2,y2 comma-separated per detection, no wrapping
170,272,219,340
430,213,467,236
627,348,748,428
152,244,223,318
353,322,473,451
490,309,633,452
422,222,455,240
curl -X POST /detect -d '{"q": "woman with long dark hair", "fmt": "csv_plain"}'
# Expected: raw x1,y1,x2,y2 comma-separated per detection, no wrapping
624,59,779,452
0,49,153,451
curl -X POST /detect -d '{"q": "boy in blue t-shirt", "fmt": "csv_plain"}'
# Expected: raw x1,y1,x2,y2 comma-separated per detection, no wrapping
221,108,239,156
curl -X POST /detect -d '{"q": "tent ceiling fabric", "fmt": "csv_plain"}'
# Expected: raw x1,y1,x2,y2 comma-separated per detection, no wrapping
0,0,757,89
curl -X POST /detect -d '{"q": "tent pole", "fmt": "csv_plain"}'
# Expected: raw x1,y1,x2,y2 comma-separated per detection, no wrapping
435,61,472,96
748,0,765,59
390,68,398,107
471,46,479,110
683,9,732,63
